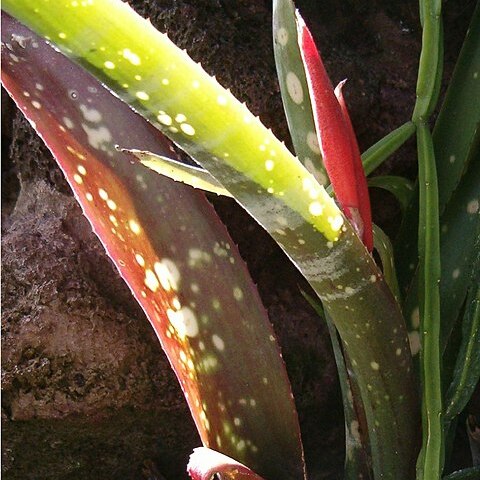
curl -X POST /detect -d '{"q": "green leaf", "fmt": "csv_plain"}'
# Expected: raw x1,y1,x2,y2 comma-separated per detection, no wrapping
444,237,480,422
433,2,480,211
396,4,480,297
416,123,443,480
361,122,416,176
372,225,401,304
4,2,420,478
412,0,442,122
272,0,327,185
437,153,480,351
303,292,372,480
1,14,306,480
368,176,414,214
442,466,480,480
127,149,232,197
402,153,480,356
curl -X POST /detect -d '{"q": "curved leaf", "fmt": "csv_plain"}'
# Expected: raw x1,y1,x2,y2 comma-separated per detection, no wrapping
367,175,414,214
127,149,231,197
361,122,416,176
373,225,401,304
1,15,305,479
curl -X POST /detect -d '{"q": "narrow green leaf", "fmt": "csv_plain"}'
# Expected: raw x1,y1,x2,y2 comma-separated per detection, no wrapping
416,123,443,480
396,4,479,296
127,149,232,197
4,3,420,478
361,122,416,176
412,0,442,122
368,176,414,214
272,0,327,185
372,225,401,304
1,15,306,480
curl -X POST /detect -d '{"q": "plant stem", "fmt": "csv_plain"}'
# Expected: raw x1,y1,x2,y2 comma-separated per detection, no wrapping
416,123,443,480
413,1,444,477
412,0,442,122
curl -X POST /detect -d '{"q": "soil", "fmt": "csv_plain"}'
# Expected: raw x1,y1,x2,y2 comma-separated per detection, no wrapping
1,1,476,479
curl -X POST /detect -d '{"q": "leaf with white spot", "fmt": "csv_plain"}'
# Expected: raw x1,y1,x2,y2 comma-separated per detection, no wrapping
3,3,420,477
125,149,231,197
444,236,480,423
1,14,306,480
272,0,327,185
187,447,266,480
395,4,480,296
402,153,480,353
433,2,480,212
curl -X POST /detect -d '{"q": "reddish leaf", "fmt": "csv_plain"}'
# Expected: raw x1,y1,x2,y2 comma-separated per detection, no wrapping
296,13,373,251
187,447,266,480
1,14,305,479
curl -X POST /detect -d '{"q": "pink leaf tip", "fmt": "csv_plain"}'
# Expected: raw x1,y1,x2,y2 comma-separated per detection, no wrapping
187,447,266,480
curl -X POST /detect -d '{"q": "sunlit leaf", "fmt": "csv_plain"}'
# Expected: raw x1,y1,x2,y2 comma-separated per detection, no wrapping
1,15,305,479
127,149,231,197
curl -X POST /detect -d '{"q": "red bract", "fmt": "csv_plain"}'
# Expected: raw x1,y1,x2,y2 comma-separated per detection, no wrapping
296,14,373,251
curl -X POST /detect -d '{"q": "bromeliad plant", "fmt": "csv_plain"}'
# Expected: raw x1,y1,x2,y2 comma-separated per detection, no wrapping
1,0,479,479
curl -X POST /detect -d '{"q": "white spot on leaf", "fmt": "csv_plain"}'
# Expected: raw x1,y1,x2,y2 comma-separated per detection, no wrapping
167,307,199,338
276,27,289,46
122,48,141,65
286,71,303,104
212,334,225,351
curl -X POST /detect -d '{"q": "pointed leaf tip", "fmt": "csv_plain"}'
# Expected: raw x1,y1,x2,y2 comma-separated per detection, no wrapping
187,447,266,480
334,80,373,251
